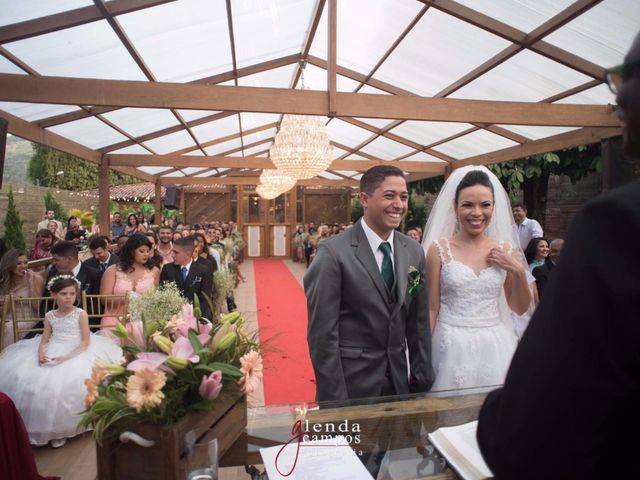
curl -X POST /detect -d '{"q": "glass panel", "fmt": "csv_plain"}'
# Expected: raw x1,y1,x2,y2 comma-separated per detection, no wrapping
391,121,475,146
554,84,615,105
178,110,222,122
0,0,92,26
118,0,232,82
374,9,511,96
138,166,173,175
334,170,359,177
359,136,415,159
244,191,264,223
454,0,574,33
358,84,392,95
232,0,315,69
0,101,80,122
325,119,374,148
191,115,240,144
295,63,361,92
0,55,27,74
319,171,342,180
103,108,179,138
185,150,204,156
142,130,196,154
243,143,272,156
310,0,422,75
194,169,218,177
5,20,146,80
242,128,276,145
110,144,149,155
205,138,242,156
495,125,579,141
402,152,447,164
432,130,519,160
545,0,640,68
240,113,281,130
450,50,592,102
180,167,206,175
332,146,349,158
355,118,396,130
47,116,128,149
237,64,297,89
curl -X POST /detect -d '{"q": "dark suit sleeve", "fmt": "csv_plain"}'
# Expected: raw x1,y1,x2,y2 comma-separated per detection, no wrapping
198,265,214,321
303,241,349,401
531,264,547,298
477,183,640,479
405,246,434,393
160,264,172,285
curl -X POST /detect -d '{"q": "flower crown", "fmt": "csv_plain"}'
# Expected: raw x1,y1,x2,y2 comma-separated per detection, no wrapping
47,274,81,292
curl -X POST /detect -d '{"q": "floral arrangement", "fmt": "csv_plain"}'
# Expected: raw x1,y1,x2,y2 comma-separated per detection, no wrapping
128,282,187,324
212,270,235,313
79,292,262,445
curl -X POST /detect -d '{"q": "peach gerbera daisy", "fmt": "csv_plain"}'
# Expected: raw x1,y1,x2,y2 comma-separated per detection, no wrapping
126,368,166,412
84,367,107,408
239,351,263,394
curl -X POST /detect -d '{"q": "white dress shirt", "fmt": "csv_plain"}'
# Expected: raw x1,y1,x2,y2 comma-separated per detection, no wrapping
361,217,395,273
514,217,543,250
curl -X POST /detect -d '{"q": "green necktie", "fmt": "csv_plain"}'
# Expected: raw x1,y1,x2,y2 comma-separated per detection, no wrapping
379,242,394,291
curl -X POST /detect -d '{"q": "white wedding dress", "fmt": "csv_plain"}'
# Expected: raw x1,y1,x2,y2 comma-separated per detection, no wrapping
431,239,518,391
0,308,122,444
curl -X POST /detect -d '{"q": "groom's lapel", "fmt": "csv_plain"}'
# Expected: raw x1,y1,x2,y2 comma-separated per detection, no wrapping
390,234,408,318
352,221,390,307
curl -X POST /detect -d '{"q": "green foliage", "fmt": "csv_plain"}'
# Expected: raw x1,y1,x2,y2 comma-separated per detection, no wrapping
139,202,155,218
351,196,363,222
43,191,67,223
68,208,95,230
404,191,429,230
488,144,601,201
3,187,26,250
28,144,142,190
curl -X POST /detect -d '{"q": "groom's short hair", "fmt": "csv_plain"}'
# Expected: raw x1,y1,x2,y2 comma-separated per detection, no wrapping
360,165,404,195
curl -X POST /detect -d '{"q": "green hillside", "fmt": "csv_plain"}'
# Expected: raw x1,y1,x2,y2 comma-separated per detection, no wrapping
3,134,33,184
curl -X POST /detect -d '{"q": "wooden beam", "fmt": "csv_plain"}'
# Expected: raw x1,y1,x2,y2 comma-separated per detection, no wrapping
0,74,619,127
327,0,337,116
108,153,447,173
160,176,358,187
456,126,621,168
0,0,176,44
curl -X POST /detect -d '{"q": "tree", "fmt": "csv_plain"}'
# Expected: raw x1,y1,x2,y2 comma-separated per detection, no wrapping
488,143,602,228
350,196,363,222
28,144,142,190
3,187,26,251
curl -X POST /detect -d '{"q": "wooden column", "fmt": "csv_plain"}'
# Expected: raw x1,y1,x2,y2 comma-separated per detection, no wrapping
154,180,162,226
236,185,243,231
444,163,453,180
98,156,110,237
289,184,297,228
179,187,185,224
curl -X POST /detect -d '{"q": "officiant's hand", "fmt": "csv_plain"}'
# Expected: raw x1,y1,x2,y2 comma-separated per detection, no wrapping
488,247,523,274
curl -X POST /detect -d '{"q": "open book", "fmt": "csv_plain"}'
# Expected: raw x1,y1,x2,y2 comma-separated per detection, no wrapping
428,421,494,480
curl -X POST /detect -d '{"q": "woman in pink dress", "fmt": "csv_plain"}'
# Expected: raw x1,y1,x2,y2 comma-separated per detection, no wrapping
99,234,159,333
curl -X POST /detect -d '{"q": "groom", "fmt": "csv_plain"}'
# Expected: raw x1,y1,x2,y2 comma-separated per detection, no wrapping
304,165,434,402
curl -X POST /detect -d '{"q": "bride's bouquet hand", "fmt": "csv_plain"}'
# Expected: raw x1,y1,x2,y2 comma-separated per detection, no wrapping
488,247,523,275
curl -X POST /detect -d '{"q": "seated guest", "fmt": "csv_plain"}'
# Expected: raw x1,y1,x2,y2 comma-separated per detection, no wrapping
0,250,44,348
46,220,64,242
84,236,119,273
477,31,640,478
524,237,549,272
193,233,217,273
30,229,56,265
48,241,101,297
37,209,64,235
160,236,213,321
124,213,146,236
532,238,563,299
145,231,164,269
114,235,128,254
64,217,85,245
110,211,126,240
100,234,159,333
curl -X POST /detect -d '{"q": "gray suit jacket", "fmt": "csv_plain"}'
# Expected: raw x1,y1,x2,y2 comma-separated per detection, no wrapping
304,219,434,402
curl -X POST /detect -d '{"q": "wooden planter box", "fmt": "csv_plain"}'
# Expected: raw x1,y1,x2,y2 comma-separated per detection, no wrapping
96,389,246,480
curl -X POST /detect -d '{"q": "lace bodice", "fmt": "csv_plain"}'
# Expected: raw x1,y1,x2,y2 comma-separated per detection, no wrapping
46,308,83,343
435,238,507,327
112,269,156,295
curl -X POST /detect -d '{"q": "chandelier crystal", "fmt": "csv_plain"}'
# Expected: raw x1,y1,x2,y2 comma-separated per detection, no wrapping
268,63,333,180
255,184,280,200
259,169,296,194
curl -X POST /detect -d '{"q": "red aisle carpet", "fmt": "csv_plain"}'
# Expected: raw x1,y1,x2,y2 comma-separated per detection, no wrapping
253,259,316,405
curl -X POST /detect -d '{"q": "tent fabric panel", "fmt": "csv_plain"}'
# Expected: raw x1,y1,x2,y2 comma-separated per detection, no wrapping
432,129,519,160
390,120,475,146
191,115,241,144
102,108,180,138
142,129,196,154
0,101,80,122
47,116,128,149
0,0,92,27
359,135,416,159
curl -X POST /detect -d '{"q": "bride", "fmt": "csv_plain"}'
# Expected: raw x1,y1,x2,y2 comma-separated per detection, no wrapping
423,166,531,391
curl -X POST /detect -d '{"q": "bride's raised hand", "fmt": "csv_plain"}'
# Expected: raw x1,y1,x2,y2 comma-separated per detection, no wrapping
487,247,523,274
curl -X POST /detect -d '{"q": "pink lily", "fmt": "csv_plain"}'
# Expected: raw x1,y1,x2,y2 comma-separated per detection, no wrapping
176,304,197,337
199,371,223,401
127,352,169,372
171,337,199,364
130,321,145,348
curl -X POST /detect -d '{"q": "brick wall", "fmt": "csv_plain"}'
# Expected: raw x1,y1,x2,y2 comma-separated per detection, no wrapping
0,183,95,248
543,173,602,240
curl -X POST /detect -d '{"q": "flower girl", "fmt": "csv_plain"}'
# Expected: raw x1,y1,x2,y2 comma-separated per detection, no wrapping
0,275,122,447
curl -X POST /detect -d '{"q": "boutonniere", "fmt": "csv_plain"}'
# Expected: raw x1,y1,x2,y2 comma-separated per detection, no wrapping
191,276,202,287
408,266,424,296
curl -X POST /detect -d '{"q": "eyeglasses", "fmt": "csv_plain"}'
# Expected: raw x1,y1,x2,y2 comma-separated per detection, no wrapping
605,59,640,95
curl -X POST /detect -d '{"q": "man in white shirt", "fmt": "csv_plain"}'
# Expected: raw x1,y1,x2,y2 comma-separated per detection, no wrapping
37,210,64,236
512,203,543,250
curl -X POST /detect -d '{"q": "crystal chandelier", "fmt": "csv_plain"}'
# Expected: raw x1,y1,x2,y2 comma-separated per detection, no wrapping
269,64,333,179
259,169,296,194
255,184,280,200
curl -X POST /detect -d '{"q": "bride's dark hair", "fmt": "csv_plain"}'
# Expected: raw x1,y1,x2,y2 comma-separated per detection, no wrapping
454,170,494,203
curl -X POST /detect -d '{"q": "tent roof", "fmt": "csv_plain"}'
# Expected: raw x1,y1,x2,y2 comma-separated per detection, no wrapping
0,0,633,186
